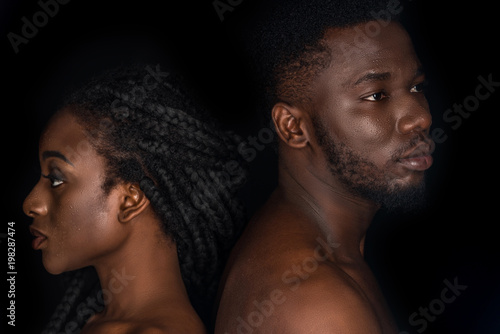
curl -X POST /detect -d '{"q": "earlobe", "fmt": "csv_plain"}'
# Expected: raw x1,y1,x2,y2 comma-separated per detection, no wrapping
272,102,309,148
118,183,150,223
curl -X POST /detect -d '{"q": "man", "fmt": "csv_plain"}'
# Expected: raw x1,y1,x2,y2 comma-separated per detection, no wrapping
215,0,434,333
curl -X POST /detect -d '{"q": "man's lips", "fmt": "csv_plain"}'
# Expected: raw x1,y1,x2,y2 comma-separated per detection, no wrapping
29,226,48,250
397,143,434,171
398,155,433,171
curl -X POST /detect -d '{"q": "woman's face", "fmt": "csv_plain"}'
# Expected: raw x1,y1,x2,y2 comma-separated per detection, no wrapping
23,109,126,274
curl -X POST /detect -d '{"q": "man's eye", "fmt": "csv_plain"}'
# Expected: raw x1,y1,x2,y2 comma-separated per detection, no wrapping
410,82,427,93
363,92,387,101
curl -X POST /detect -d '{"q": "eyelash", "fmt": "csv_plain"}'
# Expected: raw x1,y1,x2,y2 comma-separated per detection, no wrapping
363,91,388,102
362,82,427,102
410,81,427,93
42,173,64,188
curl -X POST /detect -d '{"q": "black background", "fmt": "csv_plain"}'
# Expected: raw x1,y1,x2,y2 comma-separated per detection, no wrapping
2,0,499,333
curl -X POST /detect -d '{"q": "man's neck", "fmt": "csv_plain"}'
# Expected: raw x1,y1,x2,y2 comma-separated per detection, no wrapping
278,160,379,259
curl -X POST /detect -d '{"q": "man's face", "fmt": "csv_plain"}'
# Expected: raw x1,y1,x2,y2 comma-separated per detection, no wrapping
309,22,434,211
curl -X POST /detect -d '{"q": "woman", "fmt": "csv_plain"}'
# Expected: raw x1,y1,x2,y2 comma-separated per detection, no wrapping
23,65,247,333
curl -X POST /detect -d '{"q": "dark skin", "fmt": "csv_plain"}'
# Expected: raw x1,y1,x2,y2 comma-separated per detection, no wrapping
23,109,206,334
215,22,433,333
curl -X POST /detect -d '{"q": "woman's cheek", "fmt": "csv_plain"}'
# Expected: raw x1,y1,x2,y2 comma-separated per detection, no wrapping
42,190,105,271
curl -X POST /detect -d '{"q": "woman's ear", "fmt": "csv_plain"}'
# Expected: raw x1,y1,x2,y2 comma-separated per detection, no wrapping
117,183,150,223
272,102,310,148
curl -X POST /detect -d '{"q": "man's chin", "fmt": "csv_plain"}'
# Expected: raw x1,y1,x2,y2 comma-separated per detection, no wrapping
366,180,428,214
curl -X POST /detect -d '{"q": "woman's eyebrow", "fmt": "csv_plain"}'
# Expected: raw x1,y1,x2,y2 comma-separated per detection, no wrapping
41,150,74,167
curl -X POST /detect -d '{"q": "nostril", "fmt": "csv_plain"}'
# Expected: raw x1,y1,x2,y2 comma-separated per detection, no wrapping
22,191,47,218
397,112,432,135
22,200,32,218
25,205,47,218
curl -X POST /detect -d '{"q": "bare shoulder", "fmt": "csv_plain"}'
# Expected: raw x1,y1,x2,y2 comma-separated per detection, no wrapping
81,320,133,334
82,315,206,334
133,322,207,334
272,263,384,333
217,200,384,333
241,263,382,333
217,245,383,333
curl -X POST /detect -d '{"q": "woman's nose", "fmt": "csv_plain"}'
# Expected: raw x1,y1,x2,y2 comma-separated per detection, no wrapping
23,183,48,218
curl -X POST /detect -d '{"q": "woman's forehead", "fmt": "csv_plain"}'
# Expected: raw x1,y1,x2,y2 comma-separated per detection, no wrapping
39,109,100,168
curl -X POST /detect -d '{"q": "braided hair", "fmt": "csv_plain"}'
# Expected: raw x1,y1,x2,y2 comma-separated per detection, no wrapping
40,65,247,333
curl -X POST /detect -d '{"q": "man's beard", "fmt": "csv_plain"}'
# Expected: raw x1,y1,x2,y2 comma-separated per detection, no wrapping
312,118,427,213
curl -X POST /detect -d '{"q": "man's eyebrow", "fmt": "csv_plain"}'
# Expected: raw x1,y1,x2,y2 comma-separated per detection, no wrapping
353,71,392,86
42,151,74,166
415,66,426,78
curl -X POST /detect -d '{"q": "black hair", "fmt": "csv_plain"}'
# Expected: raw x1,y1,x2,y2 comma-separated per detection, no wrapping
239,0,397,110
40,65,247,333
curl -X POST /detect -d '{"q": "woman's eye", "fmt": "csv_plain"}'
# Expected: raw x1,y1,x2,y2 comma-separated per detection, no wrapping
42,174,64,188
363,92,387,101
51,178,64,188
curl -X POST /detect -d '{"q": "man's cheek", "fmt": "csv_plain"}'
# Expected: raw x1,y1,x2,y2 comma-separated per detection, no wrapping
339,126,390,157
354,148,390,171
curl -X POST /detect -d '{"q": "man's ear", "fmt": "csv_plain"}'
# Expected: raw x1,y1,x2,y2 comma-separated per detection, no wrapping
117,183,150,224
272,102,310,148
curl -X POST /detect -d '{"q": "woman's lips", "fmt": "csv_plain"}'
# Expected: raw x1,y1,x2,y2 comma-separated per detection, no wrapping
29,227,48,250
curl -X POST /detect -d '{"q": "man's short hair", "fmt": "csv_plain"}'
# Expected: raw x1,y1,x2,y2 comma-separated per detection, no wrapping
242,0,396,109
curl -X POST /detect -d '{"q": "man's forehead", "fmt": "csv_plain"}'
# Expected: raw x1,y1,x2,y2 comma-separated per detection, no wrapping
319,21,419,84
323,21,414,65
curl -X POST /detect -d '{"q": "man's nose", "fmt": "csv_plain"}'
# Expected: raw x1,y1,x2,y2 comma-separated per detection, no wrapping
396,96,432,136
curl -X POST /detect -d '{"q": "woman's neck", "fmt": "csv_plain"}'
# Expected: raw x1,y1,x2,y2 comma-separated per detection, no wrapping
90,214,200,327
